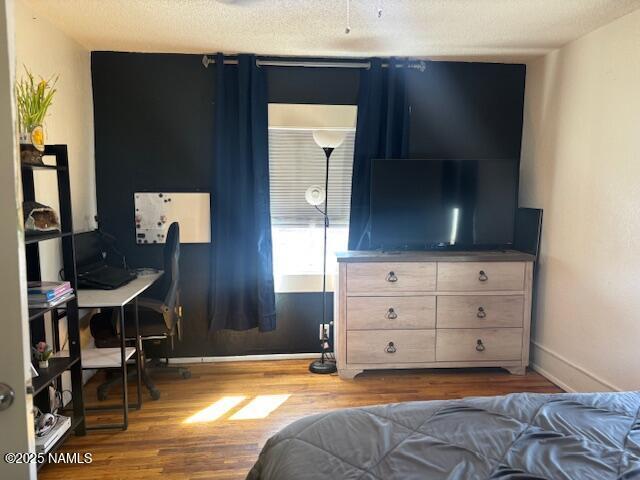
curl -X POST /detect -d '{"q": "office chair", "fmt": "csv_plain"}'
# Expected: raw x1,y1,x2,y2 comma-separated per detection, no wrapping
96,222,190,402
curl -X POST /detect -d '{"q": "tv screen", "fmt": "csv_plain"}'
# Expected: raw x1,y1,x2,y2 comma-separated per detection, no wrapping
370,159,518,250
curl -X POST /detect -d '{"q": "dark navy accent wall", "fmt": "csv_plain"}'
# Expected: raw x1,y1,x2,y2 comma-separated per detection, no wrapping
91,52,525,357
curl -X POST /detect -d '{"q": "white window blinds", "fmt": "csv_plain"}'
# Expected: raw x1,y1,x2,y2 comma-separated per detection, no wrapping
268,128,355,227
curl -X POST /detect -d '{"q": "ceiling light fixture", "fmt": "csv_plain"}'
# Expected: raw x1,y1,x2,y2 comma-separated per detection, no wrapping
345,0,385,35
345,0,351,34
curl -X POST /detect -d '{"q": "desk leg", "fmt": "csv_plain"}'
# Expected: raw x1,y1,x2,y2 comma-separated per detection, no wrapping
119,305,128,430
134,297,143,409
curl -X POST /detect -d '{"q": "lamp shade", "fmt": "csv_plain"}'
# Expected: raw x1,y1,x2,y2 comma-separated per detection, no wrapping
305,185,326,206
312,130,346,149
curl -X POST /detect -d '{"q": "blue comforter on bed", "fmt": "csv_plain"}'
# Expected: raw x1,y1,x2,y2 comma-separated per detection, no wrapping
247,391,640,480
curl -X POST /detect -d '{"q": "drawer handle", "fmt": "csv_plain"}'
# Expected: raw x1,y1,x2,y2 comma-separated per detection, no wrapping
385,342,397,354
476,339,486,352
386,308,398,320
477,307,486,319
386,271,398,283
478,270,488,282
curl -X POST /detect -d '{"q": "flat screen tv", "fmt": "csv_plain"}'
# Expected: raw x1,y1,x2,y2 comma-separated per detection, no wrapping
370,158,518,250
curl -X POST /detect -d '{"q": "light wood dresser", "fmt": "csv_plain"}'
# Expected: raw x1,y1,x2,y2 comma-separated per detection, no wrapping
335,251,535,379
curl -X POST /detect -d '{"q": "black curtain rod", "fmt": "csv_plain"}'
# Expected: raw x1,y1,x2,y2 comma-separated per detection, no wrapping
201,55,427,72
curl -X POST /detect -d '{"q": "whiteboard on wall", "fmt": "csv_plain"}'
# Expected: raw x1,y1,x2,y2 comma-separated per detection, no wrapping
134,192,211,244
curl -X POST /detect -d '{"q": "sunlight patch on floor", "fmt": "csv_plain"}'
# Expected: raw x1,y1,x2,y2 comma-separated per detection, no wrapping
229,394,291,420
184,395,247,424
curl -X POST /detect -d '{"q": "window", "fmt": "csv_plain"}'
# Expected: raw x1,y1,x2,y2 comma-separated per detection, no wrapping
268,119,355,292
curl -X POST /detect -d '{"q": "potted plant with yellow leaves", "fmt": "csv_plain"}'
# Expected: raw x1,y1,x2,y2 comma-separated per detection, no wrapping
16,67,58,166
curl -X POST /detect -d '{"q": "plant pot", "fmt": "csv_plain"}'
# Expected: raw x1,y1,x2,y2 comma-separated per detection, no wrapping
38,360,49,369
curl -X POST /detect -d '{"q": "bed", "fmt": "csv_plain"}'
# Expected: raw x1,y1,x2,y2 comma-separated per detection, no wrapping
247,391,640,480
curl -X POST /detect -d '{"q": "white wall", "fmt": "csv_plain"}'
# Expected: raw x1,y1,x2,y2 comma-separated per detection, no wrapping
0,1,37,477
14,0,96,280
520,8,640,392
14,1,97,390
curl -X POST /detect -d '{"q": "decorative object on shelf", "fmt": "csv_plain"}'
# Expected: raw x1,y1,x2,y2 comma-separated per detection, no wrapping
308,129,346,375
34,409,57,438
15,67,58,166
32,341,53,369
23,200,61,234
35,414,70,453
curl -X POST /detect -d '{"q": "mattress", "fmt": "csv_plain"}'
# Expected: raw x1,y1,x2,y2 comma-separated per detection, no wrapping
247,391,640,480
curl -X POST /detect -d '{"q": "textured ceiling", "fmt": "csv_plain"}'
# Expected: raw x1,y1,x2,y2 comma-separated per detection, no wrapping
22,0,640,60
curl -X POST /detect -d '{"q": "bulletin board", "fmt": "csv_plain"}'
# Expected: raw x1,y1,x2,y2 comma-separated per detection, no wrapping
134,192,211,244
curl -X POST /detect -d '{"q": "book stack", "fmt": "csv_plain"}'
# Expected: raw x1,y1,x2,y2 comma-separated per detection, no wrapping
28,281,74,308
35,414,71,453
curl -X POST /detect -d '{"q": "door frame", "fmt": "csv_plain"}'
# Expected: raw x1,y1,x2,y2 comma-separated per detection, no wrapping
0,0,36,478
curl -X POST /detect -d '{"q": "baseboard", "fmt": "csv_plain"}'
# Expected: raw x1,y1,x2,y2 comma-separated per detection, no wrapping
168,353,320,364
530,340,621,392
169,346,621,393
529,362,578,393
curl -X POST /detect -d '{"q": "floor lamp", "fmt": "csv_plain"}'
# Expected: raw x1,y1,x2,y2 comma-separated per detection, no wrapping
308,130,346,374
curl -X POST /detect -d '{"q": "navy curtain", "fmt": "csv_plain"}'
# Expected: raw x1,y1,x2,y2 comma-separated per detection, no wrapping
348,58,410,250
209,53,276,332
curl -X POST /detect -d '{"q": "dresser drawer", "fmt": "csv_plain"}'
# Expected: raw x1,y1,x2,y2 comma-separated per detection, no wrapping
347,262,436,294
347,330,435,364
436,295,524,328
347,296,435,330
437,262,525,291
436,328,522,362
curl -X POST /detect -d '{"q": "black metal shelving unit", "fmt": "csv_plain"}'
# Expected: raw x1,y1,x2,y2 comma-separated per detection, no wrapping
21,145,86,468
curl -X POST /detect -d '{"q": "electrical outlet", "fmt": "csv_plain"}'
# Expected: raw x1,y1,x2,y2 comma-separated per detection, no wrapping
319,323,331,340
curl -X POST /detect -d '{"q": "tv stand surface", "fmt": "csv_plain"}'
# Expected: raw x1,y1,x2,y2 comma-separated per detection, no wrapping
338,249,534,263
335,250,535,380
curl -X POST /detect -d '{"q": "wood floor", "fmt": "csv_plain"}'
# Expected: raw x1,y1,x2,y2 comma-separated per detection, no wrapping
40,360,562,480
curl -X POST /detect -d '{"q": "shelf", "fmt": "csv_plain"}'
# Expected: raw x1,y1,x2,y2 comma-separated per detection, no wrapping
81,347,137,369
37,415,84,471
24,231,72,244
28,294,76,321
32,355,80,395
21,162,66,172
22,144,84,464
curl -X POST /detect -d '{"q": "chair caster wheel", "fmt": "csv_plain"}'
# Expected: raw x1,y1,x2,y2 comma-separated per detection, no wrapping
150,389,161,401
97,387,108,401
180,370,191,379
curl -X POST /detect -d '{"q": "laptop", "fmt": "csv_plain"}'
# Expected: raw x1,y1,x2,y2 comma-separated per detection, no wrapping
75,231,137,290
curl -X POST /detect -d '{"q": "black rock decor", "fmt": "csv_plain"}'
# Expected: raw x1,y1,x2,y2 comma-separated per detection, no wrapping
20,125,45,166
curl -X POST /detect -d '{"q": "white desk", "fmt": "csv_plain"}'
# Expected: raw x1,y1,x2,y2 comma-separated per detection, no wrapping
78,270,162,430
77,272,162,308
